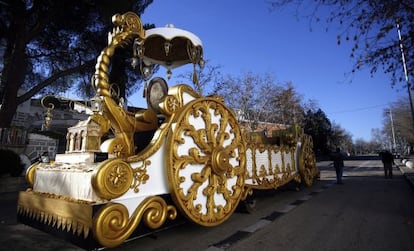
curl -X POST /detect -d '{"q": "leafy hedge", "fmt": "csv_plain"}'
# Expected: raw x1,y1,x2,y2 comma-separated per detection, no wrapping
0,149,24,177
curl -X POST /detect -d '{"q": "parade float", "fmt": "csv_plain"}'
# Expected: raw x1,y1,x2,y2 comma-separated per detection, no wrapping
17,12,319,249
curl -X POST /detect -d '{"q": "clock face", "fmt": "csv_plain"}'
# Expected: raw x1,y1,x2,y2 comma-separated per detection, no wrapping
147,77,168,113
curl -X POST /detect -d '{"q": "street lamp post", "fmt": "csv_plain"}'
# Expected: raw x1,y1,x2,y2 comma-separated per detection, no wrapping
396,23,414,136
388,108,397,152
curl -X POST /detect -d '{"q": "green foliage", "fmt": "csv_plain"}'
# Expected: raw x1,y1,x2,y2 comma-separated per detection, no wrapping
330,122,353,152
303,108,332,154
0,149,24,177
0,0,154,127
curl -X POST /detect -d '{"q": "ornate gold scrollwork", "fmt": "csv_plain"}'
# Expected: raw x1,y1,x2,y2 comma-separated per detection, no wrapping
166,97,246,227
92,159,133,200
160,95,180,115
245,143,301,190
299,134,318,186
131,160,150,193
93,196,177,248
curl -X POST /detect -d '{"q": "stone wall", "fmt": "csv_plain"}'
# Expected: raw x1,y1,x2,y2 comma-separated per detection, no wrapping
24,133,58,162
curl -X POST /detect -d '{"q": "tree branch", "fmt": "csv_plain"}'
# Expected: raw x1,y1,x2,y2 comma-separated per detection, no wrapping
17,58,96,104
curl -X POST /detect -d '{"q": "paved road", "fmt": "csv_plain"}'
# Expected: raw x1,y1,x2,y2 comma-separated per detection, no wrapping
1,157,413,251
226,160,414,251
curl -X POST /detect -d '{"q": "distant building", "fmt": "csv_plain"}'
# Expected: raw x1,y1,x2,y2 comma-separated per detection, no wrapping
1,96,90,164
234,108,288,137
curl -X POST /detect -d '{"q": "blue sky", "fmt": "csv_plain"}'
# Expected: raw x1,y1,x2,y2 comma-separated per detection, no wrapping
129,0,407,141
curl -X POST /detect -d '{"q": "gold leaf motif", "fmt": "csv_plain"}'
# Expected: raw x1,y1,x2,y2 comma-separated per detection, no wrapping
131,160,151,193
162,95,180,115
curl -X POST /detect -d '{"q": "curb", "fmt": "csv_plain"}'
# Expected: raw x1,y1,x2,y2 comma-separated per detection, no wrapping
398,165,414,189
398,156,414,188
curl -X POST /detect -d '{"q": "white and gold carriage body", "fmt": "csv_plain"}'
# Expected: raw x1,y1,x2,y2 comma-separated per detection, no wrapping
244,128,318,191
17,12,319,249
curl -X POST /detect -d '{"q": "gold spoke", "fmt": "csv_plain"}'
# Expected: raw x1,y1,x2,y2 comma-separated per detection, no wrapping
166,97,246,226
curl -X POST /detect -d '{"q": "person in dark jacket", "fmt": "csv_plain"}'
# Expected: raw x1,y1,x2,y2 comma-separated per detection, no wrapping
331,147,345,184
380,150,394,179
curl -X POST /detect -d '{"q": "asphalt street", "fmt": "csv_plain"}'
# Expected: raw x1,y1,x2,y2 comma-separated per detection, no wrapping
0,156,413,251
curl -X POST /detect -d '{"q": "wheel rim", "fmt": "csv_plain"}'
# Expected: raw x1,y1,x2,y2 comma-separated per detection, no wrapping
166,97,246,226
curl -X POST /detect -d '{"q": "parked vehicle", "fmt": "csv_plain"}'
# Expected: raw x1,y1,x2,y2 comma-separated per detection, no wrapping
17,12,319,249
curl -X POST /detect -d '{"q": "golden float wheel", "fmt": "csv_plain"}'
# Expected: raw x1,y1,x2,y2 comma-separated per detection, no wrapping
92,158,133,200
299,135,317,186
166,97,246,226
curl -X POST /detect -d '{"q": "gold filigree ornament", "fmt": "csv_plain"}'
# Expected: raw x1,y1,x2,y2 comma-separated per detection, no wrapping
299,134,318,186
166,97,246,227
159,95,180,116
92,159,133,200
130,160,150,193
93,196,177,248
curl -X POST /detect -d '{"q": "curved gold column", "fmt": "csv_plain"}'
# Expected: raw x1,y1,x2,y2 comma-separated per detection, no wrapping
92,12,157,158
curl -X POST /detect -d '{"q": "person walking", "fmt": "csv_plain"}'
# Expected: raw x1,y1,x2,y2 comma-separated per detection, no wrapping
380,150,394,179
331,147,345,184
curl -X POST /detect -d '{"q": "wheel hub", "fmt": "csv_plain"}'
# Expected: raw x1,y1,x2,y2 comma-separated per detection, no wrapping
212,147,231,176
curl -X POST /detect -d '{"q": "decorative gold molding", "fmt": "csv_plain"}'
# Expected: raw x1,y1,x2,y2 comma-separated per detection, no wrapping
17,191,93,239
168,84,200,107
127,83,206,163
241,186,253,201
166,97,246,226
245,143,299,190
93,196,177,248
92,159,134,200
131,160,150,193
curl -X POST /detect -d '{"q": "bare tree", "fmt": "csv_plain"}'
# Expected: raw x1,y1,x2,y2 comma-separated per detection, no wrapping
330,122,353,153
267,81,305,126
371,128,389,151
270,1,414,87
383,98,414,151
175,61,222,96
213,72,308,132
213,72,267,131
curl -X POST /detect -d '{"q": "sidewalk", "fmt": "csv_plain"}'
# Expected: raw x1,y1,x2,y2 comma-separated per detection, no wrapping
398,157,414,188
0,175,29,193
